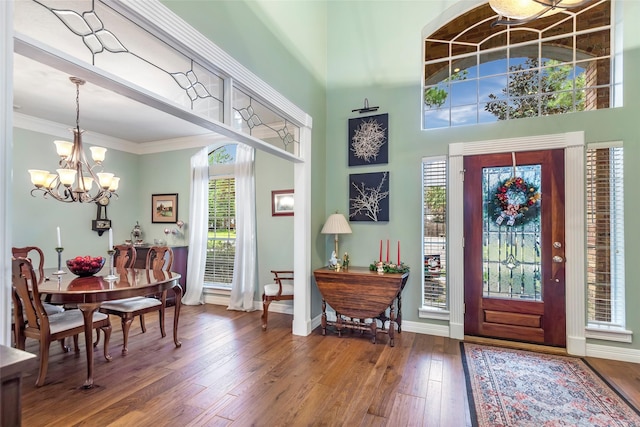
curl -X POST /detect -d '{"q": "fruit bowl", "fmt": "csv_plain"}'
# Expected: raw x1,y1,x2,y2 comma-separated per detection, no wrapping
66,256,105,277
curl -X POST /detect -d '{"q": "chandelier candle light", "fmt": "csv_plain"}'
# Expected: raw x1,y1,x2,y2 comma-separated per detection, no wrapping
28,77,120,203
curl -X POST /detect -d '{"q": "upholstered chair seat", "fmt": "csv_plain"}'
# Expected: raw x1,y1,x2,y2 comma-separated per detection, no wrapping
261,270,294,330
99,246,172,354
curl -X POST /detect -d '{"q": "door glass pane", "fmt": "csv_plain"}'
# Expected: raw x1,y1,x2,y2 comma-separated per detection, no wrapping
482,165,542,301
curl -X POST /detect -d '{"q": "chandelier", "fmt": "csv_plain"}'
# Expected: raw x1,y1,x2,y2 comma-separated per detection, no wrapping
490,0,595,26
28,77,119,203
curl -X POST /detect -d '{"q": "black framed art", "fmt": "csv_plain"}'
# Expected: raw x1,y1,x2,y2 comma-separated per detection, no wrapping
348,171,389,222
348,113,389,166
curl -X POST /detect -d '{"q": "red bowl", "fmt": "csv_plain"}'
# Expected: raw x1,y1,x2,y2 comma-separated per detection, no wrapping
66,256,105,277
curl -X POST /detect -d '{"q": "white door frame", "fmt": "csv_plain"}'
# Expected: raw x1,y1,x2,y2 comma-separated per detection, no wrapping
448,132,586,356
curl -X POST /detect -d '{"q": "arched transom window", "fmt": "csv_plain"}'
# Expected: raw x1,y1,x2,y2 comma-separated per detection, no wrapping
423,1,613,129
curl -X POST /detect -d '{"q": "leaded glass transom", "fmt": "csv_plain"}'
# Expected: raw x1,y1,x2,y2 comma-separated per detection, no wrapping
14,0,300,154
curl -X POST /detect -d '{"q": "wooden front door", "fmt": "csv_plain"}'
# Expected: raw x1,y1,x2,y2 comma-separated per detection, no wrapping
464,149,566,347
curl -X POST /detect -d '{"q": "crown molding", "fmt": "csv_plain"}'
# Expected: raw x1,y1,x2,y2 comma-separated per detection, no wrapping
13,112,231,155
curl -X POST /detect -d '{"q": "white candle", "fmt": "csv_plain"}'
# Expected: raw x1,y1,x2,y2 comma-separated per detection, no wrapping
56,227,61,248
108,228,113,250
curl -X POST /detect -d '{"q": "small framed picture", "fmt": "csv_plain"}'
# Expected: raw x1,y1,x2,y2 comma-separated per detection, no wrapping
272,189,294,216
152,193,178,223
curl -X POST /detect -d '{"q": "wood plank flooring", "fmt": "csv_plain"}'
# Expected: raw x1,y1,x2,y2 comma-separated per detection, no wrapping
17,304,639,426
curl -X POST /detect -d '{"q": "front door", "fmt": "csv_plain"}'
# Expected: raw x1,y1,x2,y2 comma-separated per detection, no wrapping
464,149,566,347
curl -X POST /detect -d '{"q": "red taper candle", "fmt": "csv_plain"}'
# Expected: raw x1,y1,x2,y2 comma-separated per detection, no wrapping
386,239,389,263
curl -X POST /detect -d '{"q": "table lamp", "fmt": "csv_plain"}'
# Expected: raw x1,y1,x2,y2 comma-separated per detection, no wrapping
321,212,352,258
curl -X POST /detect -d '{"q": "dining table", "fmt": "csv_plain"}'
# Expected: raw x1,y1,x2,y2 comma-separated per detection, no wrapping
40,267,182,388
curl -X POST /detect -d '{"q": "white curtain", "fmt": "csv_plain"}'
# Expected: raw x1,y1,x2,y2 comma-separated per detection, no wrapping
182,147,209,305
228,144,257,311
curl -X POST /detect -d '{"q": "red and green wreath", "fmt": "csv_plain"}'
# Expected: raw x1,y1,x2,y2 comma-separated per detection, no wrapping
492,176,540,226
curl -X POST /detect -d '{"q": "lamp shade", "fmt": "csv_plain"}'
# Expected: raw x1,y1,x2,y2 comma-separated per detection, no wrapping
321,213,352,235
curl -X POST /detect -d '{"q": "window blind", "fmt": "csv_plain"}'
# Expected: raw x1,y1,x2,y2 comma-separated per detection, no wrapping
204,177,235,286
422,157,448,309
586,144,625,327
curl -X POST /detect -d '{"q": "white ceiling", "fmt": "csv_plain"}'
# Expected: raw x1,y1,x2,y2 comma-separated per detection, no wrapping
13,54,215,145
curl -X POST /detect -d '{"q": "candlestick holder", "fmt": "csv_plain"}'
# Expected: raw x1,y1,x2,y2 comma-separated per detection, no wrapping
104,249,117,280
52,247,66,275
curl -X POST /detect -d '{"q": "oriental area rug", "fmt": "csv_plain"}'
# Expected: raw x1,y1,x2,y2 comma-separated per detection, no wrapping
461,342,640,427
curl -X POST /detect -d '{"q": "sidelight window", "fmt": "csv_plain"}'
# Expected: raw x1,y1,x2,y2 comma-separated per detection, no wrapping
586,143,625,331
421,157,448,316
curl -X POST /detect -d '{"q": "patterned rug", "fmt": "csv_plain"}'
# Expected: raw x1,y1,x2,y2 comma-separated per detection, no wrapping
461,343,640,427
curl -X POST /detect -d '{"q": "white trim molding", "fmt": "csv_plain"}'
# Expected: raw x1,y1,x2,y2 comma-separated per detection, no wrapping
0,0,13,346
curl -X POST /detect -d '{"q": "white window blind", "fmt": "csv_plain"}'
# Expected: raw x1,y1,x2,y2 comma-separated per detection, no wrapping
204,177,235,286
586,143,625,328
422,157,448,310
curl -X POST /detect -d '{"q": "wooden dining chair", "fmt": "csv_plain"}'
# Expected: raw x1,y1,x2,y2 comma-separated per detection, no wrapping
114,244,137,270
262,270,294,330
99,246,173,355
11,246,65,349
11,246,45,284
11,257,112,387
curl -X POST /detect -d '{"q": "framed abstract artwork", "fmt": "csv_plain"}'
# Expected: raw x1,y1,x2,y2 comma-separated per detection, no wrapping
348,172,389,222
348,113,389,166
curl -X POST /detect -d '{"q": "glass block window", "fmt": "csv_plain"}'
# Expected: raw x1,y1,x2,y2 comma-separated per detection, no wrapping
423,1,614,129
422,157,447,310
586,143,625,328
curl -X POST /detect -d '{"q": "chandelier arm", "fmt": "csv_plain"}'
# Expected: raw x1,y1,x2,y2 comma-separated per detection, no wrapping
28,76,119,203
533,0,595,9
30,187,76,203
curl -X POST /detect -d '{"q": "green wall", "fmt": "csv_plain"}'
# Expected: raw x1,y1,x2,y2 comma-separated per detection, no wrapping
13,132,295,303
323,0,640,348
161,0,329,314
17,0,640,350
162,0,640,348
13,128,140,265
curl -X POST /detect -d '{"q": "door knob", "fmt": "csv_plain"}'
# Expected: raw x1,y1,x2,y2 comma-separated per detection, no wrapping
553,255,564,263
553,241,562,249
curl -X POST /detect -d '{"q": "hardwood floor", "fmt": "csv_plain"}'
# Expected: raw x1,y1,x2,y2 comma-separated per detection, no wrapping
17,304,639,426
